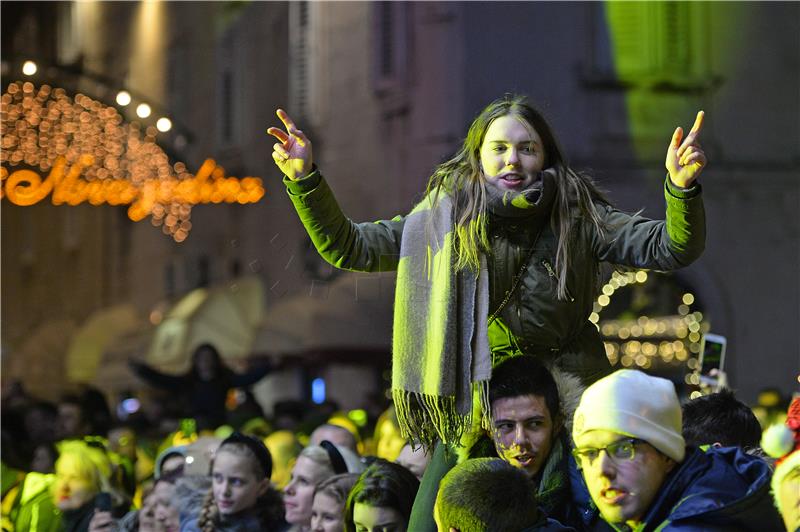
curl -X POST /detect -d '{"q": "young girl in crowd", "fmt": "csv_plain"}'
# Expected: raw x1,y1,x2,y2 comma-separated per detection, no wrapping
310,473,360,532
343,459,419,532
177,432,284,531
269,96,708,448
284,442,365,531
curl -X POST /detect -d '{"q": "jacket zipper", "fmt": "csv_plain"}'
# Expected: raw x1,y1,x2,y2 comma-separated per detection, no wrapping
515,245,522,321
541,259,575,301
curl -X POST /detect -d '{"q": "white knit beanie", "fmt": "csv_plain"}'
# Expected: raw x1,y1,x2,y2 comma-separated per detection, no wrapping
572,369,685,462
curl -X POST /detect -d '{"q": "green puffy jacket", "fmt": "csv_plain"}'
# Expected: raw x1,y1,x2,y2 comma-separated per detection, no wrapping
284,169,705,383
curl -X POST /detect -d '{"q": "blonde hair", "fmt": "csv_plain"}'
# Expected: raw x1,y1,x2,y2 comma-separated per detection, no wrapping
55,440,114,494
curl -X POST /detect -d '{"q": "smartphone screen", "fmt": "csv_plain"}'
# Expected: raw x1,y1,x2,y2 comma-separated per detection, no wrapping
699,333,727,382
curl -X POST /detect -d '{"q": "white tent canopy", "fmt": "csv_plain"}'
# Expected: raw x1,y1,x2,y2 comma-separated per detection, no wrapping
145,275,266,372
66,303,144,384
253,272,395,355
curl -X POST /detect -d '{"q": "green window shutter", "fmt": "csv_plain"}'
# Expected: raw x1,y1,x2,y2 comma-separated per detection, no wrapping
602,1,708,88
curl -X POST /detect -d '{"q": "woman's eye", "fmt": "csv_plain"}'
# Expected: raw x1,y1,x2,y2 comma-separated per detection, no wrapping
493,146,505,152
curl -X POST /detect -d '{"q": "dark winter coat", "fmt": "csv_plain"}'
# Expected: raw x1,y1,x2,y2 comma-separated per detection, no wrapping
129,362,272,429
175,475,286,532
284,169,705,384
623,446,783,531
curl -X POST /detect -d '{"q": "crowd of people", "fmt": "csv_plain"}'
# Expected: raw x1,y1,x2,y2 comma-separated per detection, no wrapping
2,355,798,531
3,93,798,531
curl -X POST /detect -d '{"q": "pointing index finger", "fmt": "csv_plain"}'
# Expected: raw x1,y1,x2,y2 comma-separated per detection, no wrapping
678,111,705,155
689,110,705,136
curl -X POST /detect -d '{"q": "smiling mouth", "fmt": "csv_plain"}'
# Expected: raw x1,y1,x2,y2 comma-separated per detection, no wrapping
499,172,526,184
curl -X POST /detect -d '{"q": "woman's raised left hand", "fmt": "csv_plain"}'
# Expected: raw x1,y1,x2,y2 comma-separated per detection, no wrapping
666,110,707,188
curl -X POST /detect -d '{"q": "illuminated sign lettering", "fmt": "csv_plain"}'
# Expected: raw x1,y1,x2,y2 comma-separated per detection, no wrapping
1,156,265,221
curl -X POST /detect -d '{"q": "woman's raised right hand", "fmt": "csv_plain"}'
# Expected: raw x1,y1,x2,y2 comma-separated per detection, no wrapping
267,109,313,180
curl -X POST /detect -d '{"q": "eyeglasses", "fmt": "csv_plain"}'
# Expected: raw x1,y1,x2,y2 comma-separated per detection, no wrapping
572,438,644,468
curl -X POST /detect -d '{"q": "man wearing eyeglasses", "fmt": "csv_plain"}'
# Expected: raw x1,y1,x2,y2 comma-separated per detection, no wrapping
572,370,782,531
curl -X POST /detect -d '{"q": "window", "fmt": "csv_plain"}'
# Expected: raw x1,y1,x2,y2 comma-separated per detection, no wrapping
288,1,312,122
588,2,711,89
372,2,411,95
217,31,242,147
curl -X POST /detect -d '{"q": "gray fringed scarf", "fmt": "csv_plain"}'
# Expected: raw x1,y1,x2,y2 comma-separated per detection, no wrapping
392,170,556,449
391,191,492,449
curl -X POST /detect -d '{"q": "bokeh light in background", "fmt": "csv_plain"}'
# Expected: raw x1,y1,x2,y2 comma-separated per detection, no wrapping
21,60,37,76
135,103,151,118
156,117,172,132
115,90,131,106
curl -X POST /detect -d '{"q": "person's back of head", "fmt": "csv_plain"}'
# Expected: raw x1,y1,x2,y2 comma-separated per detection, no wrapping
435,458,542,532
682,389,762,449
310,423,359,454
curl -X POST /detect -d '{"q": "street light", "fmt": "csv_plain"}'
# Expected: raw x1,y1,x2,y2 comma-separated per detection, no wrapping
22,60,37,76
116,91,131,106
136,103,151,118
156,117,172,132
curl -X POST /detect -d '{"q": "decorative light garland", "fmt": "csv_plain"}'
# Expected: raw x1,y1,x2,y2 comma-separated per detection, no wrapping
594,270,709,392
1,82,265,242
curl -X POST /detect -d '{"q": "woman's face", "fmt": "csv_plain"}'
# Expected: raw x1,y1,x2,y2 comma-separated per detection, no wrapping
152,481,179,532
352,502,406,532
52,454,97,511
479,114,546,192
311,492,345,532
138,491,157,532
376,421,406,462
284,455,328,525
212,450,267,516
779,466,800,532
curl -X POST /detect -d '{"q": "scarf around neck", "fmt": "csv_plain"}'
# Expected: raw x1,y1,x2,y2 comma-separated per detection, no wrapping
392,169,556,449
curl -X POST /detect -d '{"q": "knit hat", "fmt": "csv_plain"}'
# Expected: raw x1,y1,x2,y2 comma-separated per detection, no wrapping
154,445,188,480
572,369,685,462
762,396,800,513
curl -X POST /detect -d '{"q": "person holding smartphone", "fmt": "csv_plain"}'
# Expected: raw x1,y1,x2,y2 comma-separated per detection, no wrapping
268,94,708,448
